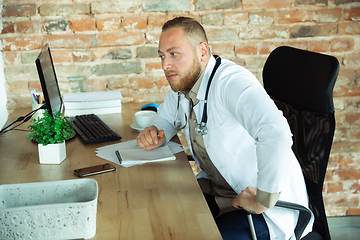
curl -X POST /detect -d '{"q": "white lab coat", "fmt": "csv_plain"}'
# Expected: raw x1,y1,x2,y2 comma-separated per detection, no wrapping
152,56,314,239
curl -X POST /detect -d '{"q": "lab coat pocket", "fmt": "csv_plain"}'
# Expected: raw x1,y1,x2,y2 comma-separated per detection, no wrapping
206,118,254,157
204,118,257,192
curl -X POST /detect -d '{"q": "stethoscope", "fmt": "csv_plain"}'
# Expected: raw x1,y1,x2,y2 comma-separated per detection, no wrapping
174,55,221,136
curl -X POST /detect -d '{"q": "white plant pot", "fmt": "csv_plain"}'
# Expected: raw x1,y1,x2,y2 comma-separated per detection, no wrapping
38,141,66,164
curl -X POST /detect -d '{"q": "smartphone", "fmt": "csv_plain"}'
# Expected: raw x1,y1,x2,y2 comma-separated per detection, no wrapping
74,163,116,177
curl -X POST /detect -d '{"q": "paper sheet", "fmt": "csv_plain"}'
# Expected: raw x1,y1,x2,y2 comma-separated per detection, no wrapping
96,139,184,167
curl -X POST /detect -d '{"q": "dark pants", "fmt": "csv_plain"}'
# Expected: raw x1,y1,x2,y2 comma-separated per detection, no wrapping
203,193,270,240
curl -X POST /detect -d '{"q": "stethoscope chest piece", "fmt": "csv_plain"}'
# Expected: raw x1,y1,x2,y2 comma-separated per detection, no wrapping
195,122,208,136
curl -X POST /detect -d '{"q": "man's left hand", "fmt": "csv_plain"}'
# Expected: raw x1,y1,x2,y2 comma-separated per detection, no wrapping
231,186,267,214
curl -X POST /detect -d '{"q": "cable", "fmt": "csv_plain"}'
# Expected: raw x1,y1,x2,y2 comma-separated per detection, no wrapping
0,105,46,136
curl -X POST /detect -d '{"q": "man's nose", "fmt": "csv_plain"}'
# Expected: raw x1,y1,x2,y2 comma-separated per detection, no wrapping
162,57,172,71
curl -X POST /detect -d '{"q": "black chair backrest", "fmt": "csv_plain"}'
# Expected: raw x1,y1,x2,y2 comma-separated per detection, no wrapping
263,46,339,240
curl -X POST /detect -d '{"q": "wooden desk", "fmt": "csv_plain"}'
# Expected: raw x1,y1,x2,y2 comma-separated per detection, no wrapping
0,103,222,240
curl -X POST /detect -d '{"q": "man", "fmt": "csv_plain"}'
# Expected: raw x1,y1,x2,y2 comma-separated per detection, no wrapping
137,17,313,240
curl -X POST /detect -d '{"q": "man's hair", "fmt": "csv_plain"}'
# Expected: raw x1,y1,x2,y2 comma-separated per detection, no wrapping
162,17,208,49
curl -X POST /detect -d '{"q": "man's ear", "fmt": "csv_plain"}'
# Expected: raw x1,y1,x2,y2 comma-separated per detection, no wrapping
199,42,209,62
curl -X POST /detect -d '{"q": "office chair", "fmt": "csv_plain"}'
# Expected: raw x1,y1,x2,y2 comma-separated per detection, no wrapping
247,46,339,240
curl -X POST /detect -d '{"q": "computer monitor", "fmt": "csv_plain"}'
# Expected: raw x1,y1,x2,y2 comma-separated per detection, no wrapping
35,43,63,117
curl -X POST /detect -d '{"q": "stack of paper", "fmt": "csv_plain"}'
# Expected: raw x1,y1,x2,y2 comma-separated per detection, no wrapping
96,139,184,167
63,90,122,116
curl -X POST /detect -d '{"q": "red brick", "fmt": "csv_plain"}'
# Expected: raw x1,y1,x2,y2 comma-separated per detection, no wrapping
243,0,292,9
335,155,356,168
240,25,288,39
249,12,274,25
2,21,15,34
350,128,360,140
331,37,355,52
122,93,145,102
224,13,248,25
227,56,245,66
43,34,93,49
129,77,154,89
2,4,36,18
235,42,258,54
347,208,360,215
148,15,174,30
2,36,42,51
2,52,20,64
351,182,360,193
156,77,169,90
259,42,282,55
146,62,162,72
327,182,344,193
308,39,330,52
344,7,360,21
325,169,333,181
282,40,307,50
97,18,121,31
97,32,145,47
278,10,312,24
123,17,147,30
336,169,360,180
51,50,72,63
211,43,234,55
334,85,360,97
339,22,360,35
81,79,107,92
28,81,43,93
7,81,29,95
69,19,96,32
146,31,161,44
72,50,96,62
345,112,360,125
344,51,360,66
16,20,41,34
315,9,342,23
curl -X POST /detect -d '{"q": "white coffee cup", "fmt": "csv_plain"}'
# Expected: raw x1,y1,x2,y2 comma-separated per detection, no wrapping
135,110,156,129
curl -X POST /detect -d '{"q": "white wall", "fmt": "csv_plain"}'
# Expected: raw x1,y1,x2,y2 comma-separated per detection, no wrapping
0,2,8,129
0,51,7,130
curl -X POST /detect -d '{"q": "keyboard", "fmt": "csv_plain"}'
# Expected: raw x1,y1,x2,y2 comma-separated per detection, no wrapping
69,114,122,144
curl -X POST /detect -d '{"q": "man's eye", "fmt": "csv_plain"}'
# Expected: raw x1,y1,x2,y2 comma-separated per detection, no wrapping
159,55,164,60
171,52,178,56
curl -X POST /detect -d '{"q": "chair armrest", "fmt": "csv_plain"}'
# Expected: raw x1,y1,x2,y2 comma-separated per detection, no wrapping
275,200,312,240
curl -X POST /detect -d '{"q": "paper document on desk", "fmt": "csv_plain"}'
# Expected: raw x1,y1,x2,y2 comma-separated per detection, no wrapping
95,139,184,167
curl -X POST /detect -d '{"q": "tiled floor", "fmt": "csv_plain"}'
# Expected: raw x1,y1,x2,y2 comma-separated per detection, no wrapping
328,216,360,240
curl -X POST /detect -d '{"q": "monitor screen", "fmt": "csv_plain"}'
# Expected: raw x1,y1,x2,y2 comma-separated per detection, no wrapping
35,43,63,117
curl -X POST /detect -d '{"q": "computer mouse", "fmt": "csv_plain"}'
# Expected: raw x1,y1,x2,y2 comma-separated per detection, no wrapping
141,103,159,112
142,106,158,112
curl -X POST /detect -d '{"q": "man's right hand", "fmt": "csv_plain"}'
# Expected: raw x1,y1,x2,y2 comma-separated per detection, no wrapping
136,125,165,150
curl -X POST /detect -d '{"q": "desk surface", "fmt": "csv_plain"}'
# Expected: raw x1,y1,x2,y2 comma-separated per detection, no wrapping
0,103,222,240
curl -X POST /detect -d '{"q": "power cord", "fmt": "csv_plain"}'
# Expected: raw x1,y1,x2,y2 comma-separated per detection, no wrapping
0,104,47,136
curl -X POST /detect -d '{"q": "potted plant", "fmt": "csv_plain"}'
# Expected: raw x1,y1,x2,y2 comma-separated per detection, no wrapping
27,109,74,164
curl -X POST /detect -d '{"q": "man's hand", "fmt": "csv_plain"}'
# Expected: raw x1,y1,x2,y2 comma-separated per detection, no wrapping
136,125,165,150
231,186,267,214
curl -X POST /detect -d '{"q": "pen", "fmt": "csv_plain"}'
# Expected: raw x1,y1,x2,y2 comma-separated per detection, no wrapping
115,150,122,164
32,93,37,104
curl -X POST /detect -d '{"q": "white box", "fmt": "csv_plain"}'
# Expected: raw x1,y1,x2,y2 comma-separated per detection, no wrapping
0,179,98,239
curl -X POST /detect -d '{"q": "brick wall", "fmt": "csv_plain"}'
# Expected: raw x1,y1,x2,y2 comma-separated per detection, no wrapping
1,0,360,217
